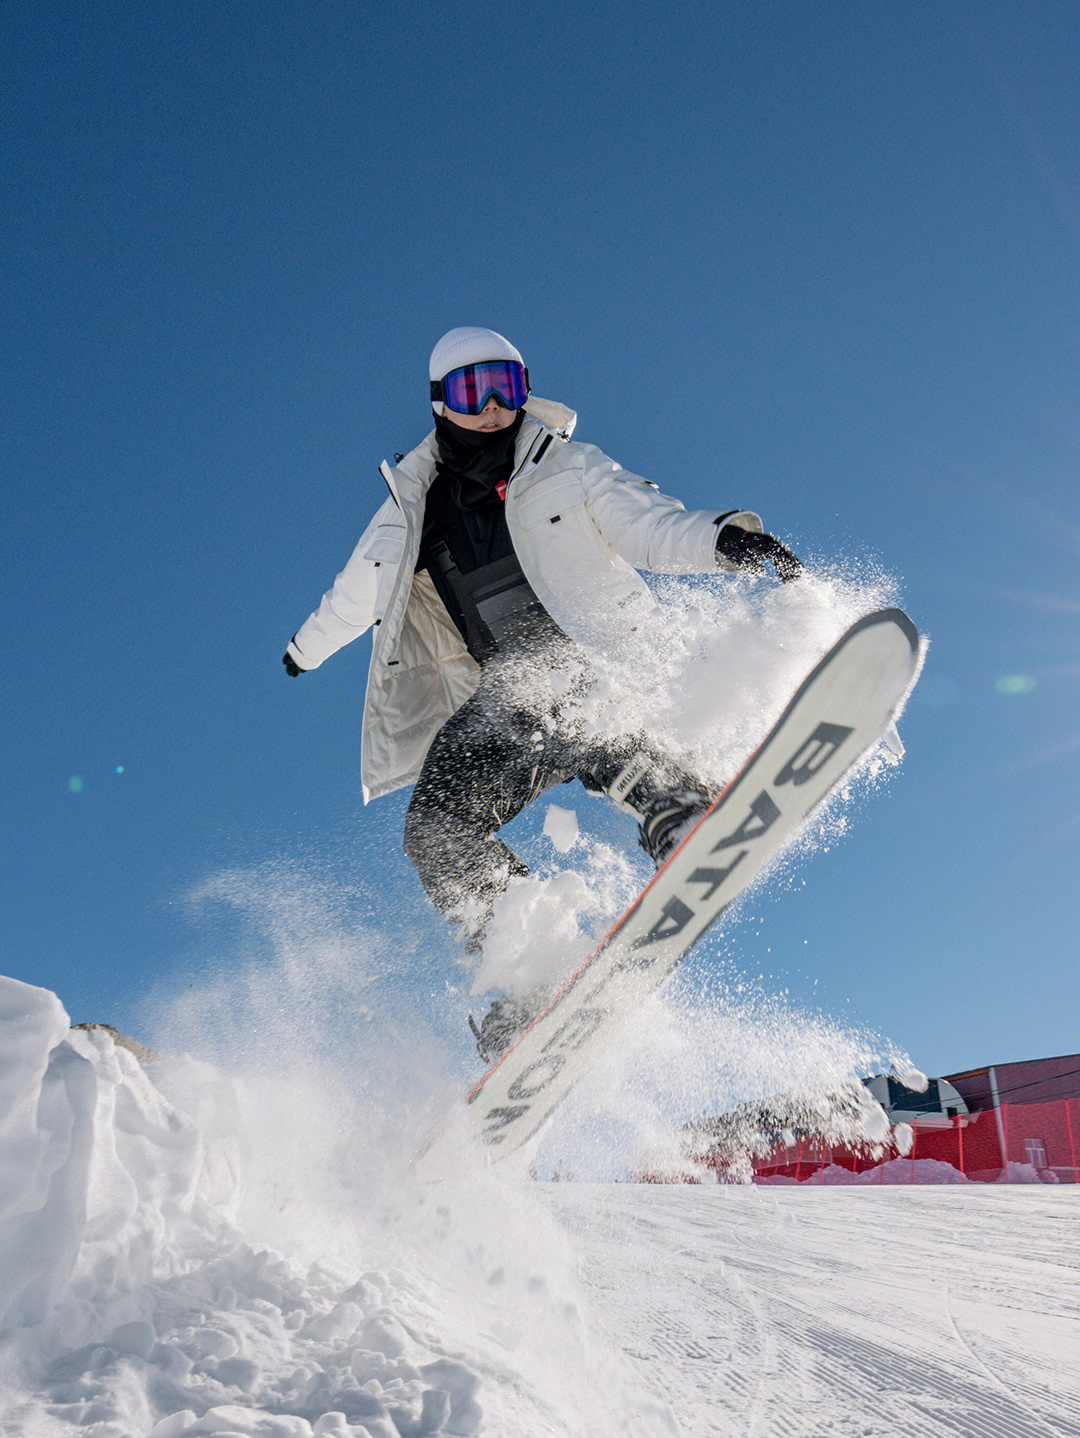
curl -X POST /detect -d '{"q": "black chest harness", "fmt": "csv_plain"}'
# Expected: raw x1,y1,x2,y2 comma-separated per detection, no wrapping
426,540,563,664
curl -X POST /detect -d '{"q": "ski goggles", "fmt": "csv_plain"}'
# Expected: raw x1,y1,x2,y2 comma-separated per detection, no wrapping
430,360,530,414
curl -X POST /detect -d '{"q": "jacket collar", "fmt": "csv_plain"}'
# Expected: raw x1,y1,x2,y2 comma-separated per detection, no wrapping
390,395,576,503
523,394,576,438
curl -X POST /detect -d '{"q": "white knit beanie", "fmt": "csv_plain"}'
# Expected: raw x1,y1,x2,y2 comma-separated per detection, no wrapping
428,326,524,414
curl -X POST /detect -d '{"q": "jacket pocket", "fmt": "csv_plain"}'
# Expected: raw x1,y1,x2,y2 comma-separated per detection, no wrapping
363,524,406,565
514,477,587,530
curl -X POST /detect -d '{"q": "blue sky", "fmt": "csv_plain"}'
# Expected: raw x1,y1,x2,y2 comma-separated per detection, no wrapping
4,0,1079,1078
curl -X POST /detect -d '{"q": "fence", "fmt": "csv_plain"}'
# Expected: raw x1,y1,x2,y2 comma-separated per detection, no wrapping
748,1097,1080,1184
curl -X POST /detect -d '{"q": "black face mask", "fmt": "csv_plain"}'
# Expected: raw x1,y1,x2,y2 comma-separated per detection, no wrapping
433,410,525,509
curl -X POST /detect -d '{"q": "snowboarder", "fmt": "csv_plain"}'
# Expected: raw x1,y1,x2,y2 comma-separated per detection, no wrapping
284,327,801,1058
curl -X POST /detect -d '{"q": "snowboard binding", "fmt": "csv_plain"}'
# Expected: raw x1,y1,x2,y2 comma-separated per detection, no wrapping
606,755,712,868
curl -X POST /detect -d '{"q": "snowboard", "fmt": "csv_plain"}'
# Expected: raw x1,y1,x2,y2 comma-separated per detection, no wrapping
413,608,921,1180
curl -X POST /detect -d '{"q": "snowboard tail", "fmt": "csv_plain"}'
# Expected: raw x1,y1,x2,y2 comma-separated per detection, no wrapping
415,608,921,1178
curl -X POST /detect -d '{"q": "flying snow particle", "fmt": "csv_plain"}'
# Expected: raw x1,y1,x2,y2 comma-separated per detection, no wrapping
897,1066,928,1093
543,804,579,853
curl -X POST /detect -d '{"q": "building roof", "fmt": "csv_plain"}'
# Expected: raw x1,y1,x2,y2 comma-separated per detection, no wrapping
944,1054,1080,1109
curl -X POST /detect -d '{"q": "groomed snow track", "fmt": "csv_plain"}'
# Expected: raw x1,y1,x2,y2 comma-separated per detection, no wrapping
555,1184,1080,1437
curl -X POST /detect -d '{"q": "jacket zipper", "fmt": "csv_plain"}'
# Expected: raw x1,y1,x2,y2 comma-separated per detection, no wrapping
502,425,545,521
508,425,543,488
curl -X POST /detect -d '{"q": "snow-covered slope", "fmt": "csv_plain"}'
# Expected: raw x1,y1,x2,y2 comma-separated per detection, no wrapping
556,1183,1080,1436
2,975,1077,1438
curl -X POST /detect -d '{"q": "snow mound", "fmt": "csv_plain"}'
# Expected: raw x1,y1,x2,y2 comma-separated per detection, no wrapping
811,1158,969,1185
0,976,484,1438
758,1158,970,1185
998,1161,1058,1185
0,979,208,1336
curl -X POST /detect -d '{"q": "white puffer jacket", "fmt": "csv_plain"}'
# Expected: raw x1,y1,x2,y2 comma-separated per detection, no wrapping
288,397,762,801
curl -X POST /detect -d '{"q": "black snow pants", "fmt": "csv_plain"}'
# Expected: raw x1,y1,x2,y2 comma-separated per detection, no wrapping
402,643,695,938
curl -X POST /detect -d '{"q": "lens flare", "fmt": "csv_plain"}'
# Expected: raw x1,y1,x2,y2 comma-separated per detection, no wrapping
995,675,1037,696
68,776,84,793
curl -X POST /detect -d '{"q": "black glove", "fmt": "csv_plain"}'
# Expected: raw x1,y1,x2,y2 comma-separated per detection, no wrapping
282,650,304,676
716,525,803,582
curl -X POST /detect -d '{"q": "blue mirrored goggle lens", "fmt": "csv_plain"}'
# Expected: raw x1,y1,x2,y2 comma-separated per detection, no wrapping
436,360,529,414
